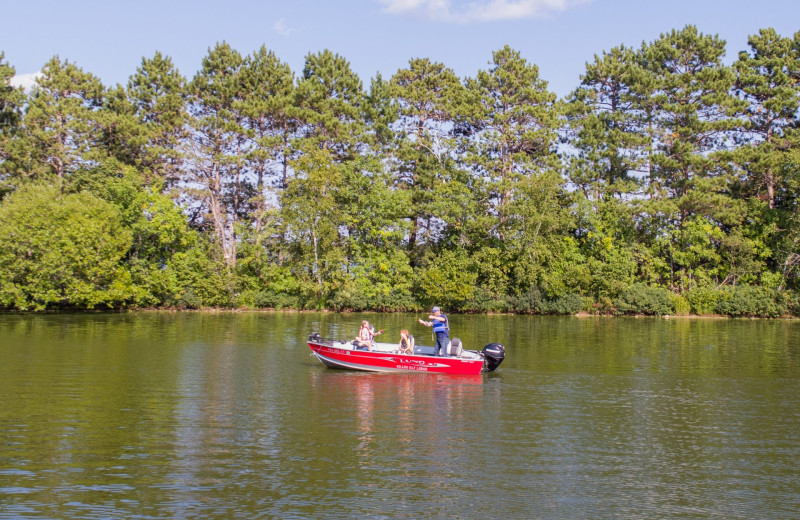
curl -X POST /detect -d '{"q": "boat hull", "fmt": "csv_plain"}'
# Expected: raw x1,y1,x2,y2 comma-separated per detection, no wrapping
308,337,487,375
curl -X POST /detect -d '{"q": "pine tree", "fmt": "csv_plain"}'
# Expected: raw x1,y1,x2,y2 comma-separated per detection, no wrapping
21,56,105,180
235,46,297,287
566,45,649,201
641,26,747,290
239,46,296,230
466,45,561,240
389,58,463,254
126,51,188,187
294,49,364,159
734,28,799,209
187,42,247,269
0,53,24,156
643,26,746,223
733,28,800,289
0,52,25,189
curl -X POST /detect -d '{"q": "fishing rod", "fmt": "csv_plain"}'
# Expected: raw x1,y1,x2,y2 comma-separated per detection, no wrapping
369,323,414,336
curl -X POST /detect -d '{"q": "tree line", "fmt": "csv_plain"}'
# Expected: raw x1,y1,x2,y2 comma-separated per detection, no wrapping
1,25,799,316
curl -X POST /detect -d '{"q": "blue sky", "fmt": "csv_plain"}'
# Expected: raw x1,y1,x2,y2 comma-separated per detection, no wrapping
3,0,798,98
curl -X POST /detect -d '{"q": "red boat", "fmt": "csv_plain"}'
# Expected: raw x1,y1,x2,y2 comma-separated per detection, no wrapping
307,333,505,375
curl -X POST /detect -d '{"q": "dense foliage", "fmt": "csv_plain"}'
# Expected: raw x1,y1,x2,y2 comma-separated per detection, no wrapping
2,26,800,316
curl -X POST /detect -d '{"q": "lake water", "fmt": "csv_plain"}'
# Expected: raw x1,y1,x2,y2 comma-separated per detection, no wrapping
1,313,799,519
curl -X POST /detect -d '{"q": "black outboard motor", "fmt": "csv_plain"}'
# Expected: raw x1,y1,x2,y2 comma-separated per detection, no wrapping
481,343,505,372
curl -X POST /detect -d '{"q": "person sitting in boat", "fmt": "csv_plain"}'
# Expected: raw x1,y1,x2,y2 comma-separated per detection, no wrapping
398,329,414,354
354,320,382,350
418,306,449,357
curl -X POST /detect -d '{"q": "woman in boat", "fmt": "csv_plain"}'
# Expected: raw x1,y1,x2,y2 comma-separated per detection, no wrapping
354,320,381,350
398,329,414,354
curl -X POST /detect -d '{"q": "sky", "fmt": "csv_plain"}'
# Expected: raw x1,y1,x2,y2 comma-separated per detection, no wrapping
3,0,799,98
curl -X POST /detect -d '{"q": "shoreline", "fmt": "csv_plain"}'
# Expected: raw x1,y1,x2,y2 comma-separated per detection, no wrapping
1,308,796,319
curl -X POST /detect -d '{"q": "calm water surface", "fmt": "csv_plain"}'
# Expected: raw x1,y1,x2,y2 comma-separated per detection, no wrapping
1,313,799,519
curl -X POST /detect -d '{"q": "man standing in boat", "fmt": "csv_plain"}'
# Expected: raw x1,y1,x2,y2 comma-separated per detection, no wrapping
418,306,449,356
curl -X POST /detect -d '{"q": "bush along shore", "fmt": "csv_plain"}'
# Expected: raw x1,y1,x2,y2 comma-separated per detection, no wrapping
2,25,800,317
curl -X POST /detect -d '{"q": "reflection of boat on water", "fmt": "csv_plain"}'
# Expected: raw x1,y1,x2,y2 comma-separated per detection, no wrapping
306,367,486,461
307,333,505,375
309,368,485,389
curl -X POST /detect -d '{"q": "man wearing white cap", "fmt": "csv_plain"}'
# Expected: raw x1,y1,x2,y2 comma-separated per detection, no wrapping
418,306,449,357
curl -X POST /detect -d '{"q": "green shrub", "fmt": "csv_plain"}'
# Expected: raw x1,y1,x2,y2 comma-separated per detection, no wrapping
468,287,509,313
685,287,721,315
370,290,418,312
176,289,202,310
510,286,546,314
252,289,300,310
778,290,800,317
328,290,370,312
614,283,674,315
546,293,584,314
328,287,417,312
670,293,691,316
171,245,233,308
511,286,583,315
715,286,785,318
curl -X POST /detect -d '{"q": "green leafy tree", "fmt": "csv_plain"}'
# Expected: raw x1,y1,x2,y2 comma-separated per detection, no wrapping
505,168,575,298
281,148,345,307
68,161,199,306
335,154,413,310
415,248,477,311
0,184,133,310
573,196,638,302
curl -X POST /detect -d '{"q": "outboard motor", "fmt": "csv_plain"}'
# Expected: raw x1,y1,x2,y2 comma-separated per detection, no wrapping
481,343,505,372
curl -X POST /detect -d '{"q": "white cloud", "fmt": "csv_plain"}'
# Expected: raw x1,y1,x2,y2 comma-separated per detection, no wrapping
9,72,42,91
378,0,590,23
273,18,294,36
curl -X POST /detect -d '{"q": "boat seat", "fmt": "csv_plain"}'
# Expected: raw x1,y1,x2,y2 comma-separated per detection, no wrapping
445,338,463,357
